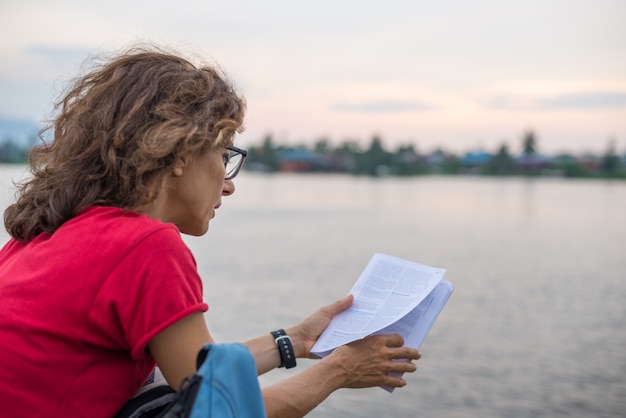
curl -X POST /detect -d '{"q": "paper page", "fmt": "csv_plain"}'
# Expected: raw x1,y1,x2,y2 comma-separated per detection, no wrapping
379,279,453,392
375,279,453,349
311,253,447,356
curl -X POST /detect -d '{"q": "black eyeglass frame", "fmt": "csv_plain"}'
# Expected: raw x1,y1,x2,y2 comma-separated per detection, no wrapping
224,145,248,180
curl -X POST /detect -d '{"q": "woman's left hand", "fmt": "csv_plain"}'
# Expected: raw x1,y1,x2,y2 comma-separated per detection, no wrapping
286,294,354,358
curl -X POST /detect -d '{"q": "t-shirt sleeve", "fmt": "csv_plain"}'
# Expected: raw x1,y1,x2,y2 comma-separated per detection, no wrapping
88,226,208,360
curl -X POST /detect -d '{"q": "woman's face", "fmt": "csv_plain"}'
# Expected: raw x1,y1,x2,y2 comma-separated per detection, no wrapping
147,147,235,235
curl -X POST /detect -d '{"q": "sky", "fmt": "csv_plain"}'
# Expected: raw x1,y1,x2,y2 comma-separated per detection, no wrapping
1,0,625,154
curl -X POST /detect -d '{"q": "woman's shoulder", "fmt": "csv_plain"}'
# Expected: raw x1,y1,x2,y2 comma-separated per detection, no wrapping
76,206,176,231
61,206,183,251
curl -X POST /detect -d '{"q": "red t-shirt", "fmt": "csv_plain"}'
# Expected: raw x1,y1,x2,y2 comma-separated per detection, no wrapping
0,206,209,417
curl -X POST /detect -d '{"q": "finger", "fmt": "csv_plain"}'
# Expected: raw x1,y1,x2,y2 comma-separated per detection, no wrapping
379,375,408,388
322,294,354,317
388,359,418,373
375,333,405,348
388,347,421,361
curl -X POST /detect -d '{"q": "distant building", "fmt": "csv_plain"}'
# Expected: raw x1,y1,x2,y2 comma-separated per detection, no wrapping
515,153,553,171
461,151,492,166
575,154,601,172
278,149,320,172
319,151,354,172
459,151,491,173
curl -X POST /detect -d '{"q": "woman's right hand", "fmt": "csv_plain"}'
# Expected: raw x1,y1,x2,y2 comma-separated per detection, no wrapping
261,334,421,417
321,333,421,389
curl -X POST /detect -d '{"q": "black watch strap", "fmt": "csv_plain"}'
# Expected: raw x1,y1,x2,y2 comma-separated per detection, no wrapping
270,329,297,369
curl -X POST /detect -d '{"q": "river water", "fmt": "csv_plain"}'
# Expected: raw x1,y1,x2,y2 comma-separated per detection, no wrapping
1,165,625,417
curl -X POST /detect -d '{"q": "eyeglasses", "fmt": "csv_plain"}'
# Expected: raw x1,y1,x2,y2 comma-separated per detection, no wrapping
223,145,247,180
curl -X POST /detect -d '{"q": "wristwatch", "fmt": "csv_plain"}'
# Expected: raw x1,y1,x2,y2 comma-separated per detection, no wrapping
270,329,297,369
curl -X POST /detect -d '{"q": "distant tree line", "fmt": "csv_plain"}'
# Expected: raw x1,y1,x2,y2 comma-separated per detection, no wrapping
245,130,626,179
2,130,624,179
0,138,31,163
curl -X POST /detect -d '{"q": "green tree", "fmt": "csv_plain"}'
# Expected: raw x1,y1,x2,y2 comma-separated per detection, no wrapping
554,154,590,178
354,135,393,176
313,138,331,154
441,154,461,174
484,143,515,175
335,140,361,154
600,139,622,177
393,144,428,176
522,130,537,155
246,134,281,172
0,138,28,163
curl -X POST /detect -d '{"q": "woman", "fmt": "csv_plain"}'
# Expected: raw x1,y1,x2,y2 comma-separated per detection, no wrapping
0,45,421,418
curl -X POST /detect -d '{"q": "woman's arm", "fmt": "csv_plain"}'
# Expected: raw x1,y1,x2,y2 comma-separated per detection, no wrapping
262,334,420,418
150,298,421,418
233,295,421,417
149,294,351,387
148,312,215,390
242,295,355,374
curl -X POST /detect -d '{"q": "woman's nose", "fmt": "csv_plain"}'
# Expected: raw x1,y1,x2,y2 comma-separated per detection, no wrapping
222,179,235,196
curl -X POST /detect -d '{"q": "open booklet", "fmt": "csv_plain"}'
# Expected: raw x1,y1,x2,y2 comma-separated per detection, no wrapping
310,253,453,391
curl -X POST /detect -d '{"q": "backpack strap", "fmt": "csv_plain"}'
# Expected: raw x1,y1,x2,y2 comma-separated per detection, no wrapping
160,343,266,418
114,385,176,418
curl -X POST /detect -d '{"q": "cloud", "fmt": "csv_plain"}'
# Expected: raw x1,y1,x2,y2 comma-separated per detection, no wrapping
331,100,436,113
487,91,626,110
540,92,626,109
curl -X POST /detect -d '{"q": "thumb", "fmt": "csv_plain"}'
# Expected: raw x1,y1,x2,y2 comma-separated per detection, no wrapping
323,294,354,318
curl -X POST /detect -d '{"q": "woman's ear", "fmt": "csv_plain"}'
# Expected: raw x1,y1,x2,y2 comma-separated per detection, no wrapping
172,157,189,177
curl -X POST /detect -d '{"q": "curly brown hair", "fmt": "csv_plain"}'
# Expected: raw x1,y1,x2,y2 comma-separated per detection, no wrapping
4,45,246,242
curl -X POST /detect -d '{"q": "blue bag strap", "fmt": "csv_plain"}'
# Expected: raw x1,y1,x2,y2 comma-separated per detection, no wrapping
190,343,266,418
